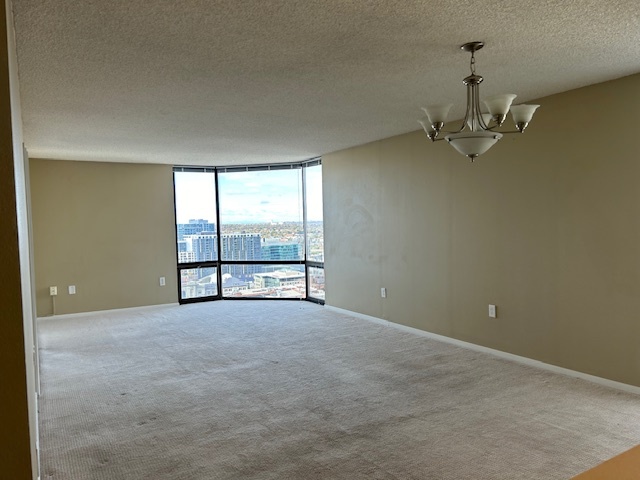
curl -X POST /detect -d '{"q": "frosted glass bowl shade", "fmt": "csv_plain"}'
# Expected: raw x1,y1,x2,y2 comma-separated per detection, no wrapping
444,131,503,158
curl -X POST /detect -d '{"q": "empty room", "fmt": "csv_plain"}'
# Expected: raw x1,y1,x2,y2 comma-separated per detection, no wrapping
2,1,640,479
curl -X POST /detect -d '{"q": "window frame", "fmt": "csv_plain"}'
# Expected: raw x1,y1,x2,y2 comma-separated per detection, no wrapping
173,159,324,305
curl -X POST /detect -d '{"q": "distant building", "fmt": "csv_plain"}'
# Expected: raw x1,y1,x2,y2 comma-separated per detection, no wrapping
221,274,249,295
308,268,325,299
179,231,263,274
221,233,262,276
253,270,305,289
178,251,196,263
186,233,218,262
221,233,262,260
180,271,217,299
176,219,216,241
261,239,301,261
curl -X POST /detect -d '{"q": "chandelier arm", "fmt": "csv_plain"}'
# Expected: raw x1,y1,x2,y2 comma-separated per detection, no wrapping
483,125,501,132
451,83,473,134
490,130,522,135
423,130,438,141
472,128,521,135
475,84,490,131
422,130,447,141
434,125,523,137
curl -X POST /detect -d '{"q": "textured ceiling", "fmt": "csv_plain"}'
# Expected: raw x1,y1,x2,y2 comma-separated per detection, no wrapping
10,0,640,166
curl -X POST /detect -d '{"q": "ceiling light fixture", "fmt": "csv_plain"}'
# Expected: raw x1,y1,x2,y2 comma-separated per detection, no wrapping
419,42,539,162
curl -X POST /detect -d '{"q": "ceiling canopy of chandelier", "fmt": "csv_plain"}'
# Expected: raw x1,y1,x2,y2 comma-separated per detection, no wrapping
419,42,540,162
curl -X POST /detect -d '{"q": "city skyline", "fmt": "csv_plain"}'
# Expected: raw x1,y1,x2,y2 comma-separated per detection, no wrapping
176,220,323,263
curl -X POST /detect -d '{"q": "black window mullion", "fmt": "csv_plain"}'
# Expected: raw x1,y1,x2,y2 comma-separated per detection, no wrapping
214,168,223,299
302,163,310,299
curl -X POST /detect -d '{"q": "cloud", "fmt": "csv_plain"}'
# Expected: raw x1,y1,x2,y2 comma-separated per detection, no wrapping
176,168,311,223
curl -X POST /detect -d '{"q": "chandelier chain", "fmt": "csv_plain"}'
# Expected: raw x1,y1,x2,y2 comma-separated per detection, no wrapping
470,52,476,75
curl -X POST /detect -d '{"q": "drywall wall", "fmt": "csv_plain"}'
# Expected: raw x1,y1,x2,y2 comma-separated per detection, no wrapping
0,0,38,477
324,73,640,387
30,160,179,316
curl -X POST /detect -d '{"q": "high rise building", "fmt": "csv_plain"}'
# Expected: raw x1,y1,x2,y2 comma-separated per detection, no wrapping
220,233,262,261
261,240,301,261
187,233,218,262
180,231,263,277
220,233,262,277
176,219,216,241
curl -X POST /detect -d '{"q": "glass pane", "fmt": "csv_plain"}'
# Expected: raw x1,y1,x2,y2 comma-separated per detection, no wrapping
308,266,325,300
218,169,304,262
221,265,306,299
174,171,218,263
305,164,324,262
180,267,218,300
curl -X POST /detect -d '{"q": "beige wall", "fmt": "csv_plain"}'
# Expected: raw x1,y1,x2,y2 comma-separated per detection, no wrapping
1,0,37,477
30,160,179,316
324,73,640,387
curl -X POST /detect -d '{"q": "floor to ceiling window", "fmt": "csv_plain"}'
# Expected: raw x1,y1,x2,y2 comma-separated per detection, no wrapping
304,161,324,300
173,160,324,303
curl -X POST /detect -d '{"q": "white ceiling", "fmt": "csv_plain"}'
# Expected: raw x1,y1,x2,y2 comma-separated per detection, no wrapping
11,0,640,166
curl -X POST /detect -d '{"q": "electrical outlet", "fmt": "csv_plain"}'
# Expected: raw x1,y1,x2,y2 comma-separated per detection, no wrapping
68,285,76,295
488,304,497,318
159,276,166,286
49,286,57,296
381,287,387,298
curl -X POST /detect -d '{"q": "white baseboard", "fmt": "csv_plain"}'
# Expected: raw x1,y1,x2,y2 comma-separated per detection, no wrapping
38,302,179,321
324,305,640,396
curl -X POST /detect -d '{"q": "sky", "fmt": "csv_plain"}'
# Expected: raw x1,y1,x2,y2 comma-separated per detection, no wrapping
174,166,323,224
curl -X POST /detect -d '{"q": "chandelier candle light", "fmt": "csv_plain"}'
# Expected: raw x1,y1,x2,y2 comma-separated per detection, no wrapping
419,42,540,162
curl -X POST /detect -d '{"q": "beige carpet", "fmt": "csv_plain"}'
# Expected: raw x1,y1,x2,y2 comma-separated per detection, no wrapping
38,301,640,479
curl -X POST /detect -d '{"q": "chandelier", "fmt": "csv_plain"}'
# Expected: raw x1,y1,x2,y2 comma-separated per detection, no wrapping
419,42,539,162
